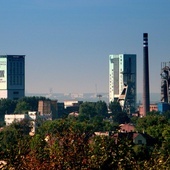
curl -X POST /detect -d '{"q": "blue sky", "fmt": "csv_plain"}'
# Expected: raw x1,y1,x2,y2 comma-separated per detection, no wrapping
0,0,170,94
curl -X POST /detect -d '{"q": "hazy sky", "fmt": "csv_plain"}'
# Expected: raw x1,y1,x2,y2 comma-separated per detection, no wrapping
0,0,169,94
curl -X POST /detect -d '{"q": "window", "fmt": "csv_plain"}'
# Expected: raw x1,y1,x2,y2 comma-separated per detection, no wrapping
138,140,142,144
13,92,19,94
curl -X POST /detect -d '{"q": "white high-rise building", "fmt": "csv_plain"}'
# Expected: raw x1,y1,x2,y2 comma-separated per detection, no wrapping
109,54,136,114
0,55,25,100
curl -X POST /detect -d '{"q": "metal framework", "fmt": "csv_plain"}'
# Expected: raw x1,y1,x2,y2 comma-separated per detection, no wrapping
118,72,136,115
160,62,170,103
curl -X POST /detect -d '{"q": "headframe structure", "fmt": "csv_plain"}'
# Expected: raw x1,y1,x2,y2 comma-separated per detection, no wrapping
160,62,170,103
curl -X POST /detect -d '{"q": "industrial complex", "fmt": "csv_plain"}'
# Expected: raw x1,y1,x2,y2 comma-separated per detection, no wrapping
0,33,169,120
109,33,170,116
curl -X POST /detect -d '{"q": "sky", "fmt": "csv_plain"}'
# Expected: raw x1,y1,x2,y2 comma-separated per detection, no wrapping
0,0,170,94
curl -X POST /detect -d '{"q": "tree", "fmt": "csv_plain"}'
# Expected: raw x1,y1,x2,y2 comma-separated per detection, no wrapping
1,117,170,169
109,101,130,124
130,116,139,125
79,101,109,122
95,101,108,117
17,96,50,111
147,110,160,116
0,119,31,169
136,115,168,132
113,111,130,124
0,99,16,120
135,115,169,145
109,101,122,115
14,101,30,113
79,102,96,120
163,110,170,120
133,145,151,162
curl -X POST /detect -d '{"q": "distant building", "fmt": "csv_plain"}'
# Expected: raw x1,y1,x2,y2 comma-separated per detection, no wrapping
57,102,65,118
0,55,25,100
5,114,27,126
94,131,110,136
64,100,83,114
68,112,79,117
113,132,155,146
157,102,170,113
38,100,51,115
119,123,135,133
109,54,136,114
5,111,52,134
38,100,58,119
138,104,158,117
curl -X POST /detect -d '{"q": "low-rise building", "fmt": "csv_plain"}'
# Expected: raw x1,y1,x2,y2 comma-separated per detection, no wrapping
119,123,135,133
5,114,28,126
138,104,158,117
113,132,155,146
5,111,52,135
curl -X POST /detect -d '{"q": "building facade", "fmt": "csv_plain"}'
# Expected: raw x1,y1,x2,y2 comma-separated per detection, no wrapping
109,54,136,114
0,55,25,100
38,100,58,119
138,104,158,117
5,111,52,135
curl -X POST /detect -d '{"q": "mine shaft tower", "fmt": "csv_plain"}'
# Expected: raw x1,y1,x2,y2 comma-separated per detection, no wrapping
160,62,170,103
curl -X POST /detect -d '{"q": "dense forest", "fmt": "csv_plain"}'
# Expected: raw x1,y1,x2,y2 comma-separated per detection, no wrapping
0,97,170,169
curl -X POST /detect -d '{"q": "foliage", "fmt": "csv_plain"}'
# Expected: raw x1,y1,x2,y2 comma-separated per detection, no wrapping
14,101,30,113
133,145,151,162
113,111,130,124
37,118,95,137
79,101,97,120
0,96,49,121
109,101,122,114
130,116,139,125
0,119,31,169
163,110,170,120
17,96,50,111
95,100,108,117
89,135,137,169
147,110,160,116
79,101,108,121
135,114,170,145
108,101,130,124
0,118,170,169
0,99,16,120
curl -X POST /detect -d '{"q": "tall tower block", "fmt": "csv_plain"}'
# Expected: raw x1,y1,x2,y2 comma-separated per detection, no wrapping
109,54,137,114
143,33,150,116
0,55,25,100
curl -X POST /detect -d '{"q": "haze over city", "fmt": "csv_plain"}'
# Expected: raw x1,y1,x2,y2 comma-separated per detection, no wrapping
0,0,169,94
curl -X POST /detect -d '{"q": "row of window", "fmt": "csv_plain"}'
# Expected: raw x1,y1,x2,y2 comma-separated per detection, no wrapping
9,76,24,85
9,61,24,75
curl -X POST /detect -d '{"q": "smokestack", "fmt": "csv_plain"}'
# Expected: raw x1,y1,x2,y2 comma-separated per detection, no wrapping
143,33,150,116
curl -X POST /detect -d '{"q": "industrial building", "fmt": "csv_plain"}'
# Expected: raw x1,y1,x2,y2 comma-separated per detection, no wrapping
0,55,25,100
38,100,58,119
109,54,137,114
138,104,158,117
160,62,170,103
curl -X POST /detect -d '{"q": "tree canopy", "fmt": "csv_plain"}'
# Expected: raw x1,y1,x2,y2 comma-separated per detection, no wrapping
0,118,169,169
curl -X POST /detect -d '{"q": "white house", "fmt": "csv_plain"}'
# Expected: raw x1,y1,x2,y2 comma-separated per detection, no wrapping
5,111,52,135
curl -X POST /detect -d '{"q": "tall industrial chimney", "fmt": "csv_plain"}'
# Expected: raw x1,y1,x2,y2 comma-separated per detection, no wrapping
143,33,150,116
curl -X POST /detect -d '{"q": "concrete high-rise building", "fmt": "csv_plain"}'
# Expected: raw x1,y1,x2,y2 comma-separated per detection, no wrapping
0,55,25,100
109,54,136,114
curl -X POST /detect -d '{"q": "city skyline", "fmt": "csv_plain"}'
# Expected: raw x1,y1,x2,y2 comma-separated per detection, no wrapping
0,1,170,94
